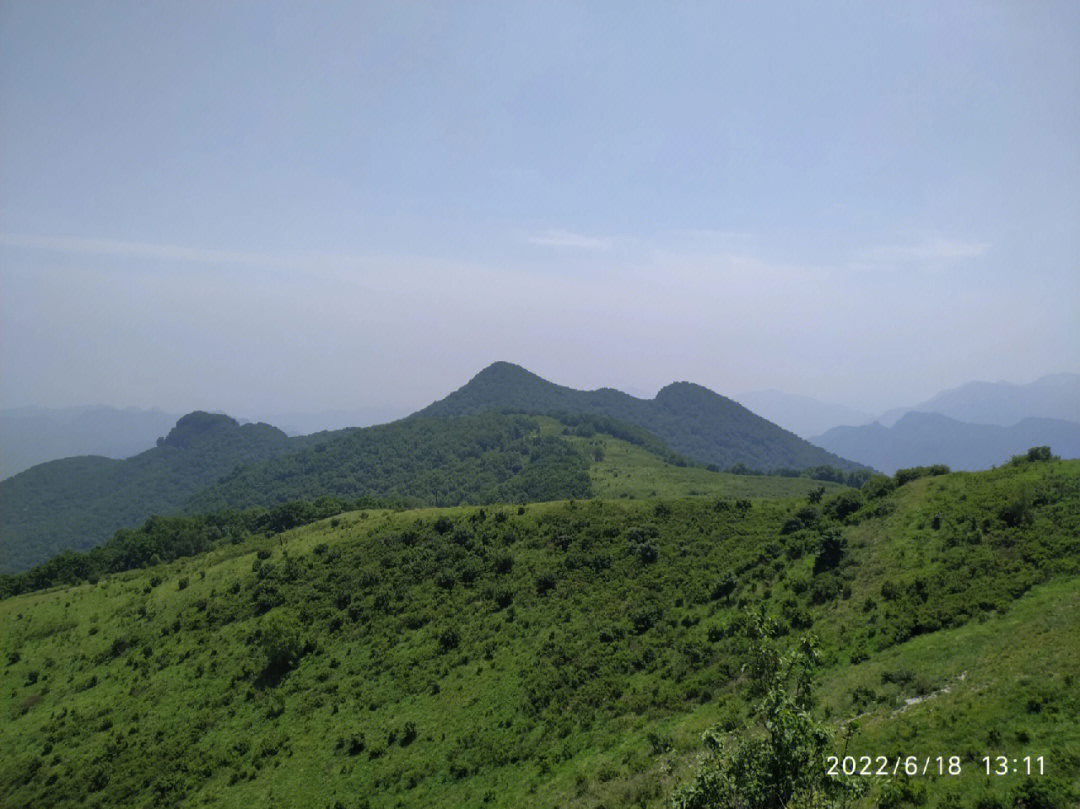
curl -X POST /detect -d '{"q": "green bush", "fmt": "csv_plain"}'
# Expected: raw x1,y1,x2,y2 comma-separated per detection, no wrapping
259,610,306,673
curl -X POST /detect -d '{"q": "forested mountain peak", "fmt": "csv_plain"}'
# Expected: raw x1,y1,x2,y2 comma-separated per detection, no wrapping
420,363,863,472
160,412,287,449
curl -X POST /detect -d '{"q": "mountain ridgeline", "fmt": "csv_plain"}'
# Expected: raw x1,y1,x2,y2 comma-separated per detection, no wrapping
0,365,866,574
0,412,594,573
814,411,1080,475
417,362,862,473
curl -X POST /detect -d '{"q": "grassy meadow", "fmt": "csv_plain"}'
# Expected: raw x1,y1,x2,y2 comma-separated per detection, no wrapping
2,458,1078,808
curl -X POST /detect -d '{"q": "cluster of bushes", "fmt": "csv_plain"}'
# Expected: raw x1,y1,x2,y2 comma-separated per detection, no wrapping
728,462,873,488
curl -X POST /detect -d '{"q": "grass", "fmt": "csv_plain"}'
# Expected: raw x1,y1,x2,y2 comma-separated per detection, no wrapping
2,460,1077,809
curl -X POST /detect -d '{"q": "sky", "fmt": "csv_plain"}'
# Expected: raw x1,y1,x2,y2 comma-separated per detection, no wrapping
2,0,1078,417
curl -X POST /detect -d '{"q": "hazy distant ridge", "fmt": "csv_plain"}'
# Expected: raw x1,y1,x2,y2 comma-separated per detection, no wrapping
877,373,1078,427
0,406,180,479
813,411,1080,474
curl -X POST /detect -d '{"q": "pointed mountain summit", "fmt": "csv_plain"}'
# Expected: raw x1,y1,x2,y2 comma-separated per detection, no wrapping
418,362,863,472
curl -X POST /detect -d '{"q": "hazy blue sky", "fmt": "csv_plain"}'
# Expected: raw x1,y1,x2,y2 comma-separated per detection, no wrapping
3,1,1077,416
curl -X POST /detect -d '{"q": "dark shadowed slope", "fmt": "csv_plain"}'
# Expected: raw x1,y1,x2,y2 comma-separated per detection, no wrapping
0,412,595,573
416,362,863,473
813,411,1080,474
0,413,294,573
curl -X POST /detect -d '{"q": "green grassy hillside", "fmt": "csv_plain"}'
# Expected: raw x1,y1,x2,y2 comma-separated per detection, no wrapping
2,458,1077,808
417,362,866,473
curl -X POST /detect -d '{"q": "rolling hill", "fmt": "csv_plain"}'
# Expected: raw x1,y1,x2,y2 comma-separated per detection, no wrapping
1,365,867,574
417,362,864,473
2,457,1077,808
0,412,596,573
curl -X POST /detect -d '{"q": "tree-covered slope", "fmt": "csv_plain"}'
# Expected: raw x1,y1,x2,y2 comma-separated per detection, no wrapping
0,412,598,574
185,414,592,513
0,413,294,573
2,458,1077,809
416,362,864,473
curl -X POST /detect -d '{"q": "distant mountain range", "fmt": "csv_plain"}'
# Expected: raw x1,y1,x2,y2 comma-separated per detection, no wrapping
0,405,411,479
0,406,180,479
417,362,862,472
733,390,872,439
876,373,1078,427
812,411,1080,474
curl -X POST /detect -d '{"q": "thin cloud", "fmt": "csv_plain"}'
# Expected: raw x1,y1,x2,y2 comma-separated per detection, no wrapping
527,229,613,250
866,237,990,263
0,233,297,267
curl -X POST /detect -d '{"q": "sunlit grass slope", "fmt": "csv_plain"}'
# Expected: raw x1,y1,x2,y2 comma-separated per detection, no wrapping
2,460,1077,809
572,431,848,501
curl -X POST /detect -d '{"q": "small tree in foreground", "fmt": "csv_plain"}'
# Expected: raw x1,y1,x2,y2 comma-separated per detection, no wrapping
671,611,858,809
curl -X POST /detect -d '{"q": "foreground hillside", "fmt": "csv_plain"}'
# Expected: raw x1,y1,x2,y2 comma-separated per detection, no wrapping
417,362,864,473
2,458,1077,808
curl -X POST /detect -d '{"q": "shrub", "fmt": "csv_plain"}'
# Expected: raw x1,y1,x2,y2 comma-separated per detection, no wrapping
813,529,846,574
821,490,863,522
861,475,895,499
670,612,855,809
438,627,460,652
259,610,306,673
710,573,736,602
535,572,556,596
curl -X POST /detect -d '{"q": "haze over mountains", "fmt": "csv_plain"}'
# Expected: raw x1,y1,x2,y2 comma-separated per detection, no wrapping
809,374,1080,473
0,406,180,479
874,372,1079,428
732,390,872,439
813,412,1080,475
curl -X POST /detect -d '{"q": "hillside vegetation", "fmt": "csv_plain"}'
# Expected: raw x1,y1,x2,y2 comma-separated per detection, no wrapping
2,457,1077,808
417,362,864,473
0,413,294,573
1,408,858,575
1,413,592,573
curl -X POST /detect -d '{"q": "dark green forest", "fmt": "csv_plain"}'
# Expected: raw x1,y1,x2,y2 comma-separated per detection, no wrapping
418,362,865,473
0,413,594,573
